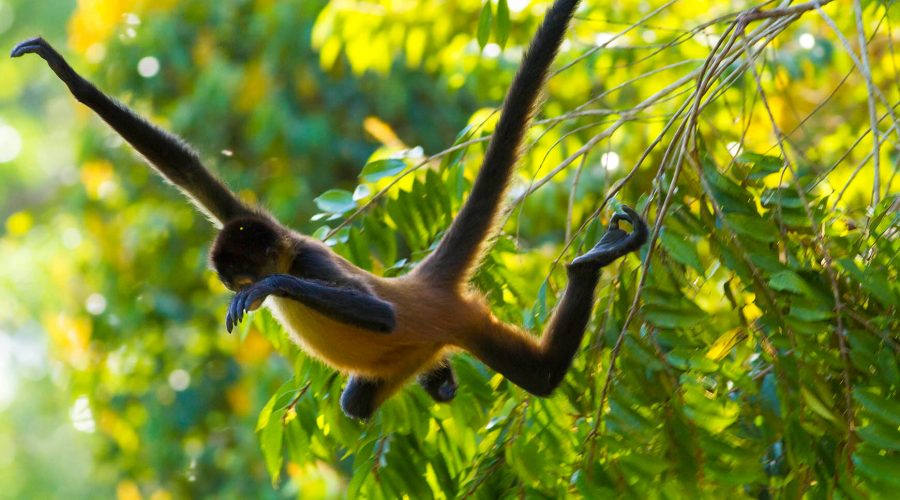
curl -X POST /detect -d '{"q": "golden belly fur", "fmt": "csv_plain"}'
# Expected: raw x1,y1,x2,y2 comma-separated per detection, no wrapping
265,275,481,381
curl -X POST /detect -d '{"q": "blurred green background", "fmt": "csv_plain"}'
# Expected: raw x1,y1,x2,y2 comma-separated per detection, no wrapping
0,0,897,498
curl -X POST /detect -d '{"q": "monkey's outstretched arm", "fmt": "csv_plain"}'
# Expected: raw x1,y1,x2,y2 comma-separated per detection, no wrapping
465,207,648,396
11,37,251,225
226,274,396,334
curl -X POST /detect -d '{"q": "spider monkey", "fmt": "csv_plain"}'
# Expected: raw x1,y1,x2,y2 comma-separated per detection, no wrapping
12,0,647,420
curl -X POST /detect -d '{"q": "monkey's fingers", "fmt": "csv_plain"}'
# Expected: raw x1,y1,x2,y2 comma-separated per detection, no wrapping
226,301,242,333
608,212,627,231
230,286,272,332
241,286,271,313
225,310,235,334
570,207,648,268
620,207,648,251
226,293,249,333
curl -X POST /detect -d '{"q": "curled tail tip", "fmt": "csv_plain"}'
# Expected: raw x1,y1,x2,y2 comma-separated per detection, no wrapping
10,37,45,58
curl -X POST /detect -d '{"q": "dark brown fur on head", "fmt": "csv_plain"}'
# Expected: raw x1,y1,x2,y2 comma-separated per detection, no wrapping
210,215,285,290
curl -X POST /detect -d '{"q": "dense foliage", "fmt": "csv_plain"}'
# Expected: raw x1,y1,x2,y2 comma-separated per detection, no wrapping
1,0,897,498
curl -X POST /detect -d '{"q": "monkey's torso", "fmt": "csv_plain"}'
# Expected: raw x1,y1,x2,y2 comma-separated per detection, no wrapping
266,273,483,381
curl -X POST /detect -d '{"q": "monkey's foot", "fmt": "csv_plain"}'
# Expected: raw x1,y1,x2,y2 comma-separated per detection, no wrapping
418,362,458,402
432,380,457,402
569,206,648,271
424,376,457,402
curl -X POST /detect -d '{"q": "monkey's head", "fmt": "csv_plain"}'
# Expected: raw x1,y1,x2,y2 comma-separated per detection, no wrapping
210,216,286,291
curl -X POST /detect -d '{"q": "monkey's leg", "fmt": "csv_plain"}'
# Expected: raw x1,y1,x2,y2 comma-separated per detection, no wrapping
340,376,385,421
227,274,395,334
417,359,457,403
466,207,647,396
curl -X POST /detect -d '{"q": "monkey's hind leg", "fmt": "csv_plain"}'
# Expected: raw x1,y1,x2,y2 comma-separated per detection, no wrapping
417,359,457,403
340,376,384,421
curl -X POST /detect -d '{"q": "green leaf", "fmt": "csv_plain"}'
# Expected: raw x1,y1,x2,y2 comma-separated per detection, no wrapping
760,187,804,208
312,225,331,240
702,162,755,215
682,378,740,433
477,1,493,49
495,0,510,48
506,437,545,483
260,409,285,486
360,158,406,182
257,392,279,433
857,422,900,451
768,270,814,297
352,183,371,201
838,258,898,308
660,229,703,273
737,152,783,180
314,189,356,214
855,389,900,427
853,449,900,487
643,306,706,329
725,213,778,242
800,387,843,427
788,305,833,322
256,380,296,432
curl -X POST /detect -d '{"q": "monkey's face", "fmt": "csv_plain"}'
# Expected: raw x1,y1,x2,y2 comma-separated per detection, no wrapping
210,216,283,291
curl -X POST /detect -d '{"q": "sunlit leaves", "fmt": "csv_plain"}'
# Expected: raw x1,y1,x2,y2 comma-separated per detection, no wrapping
477,1,493,49
495,0,511,48
737,152,783,180
359,158,406,182
314,189,356,214
768,270,815,296
681,375,740,434
6,0,900,497
659,228,703,273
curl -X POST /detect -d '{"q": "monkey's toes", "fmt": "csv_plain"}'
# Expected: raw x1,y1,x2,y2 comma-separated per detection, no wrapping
436,382,457,402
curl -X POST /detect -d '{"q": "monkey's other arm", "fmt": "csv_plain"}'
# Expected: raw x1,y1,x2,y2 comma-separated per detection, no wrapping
11,37,251,225
226,274,396,334
467,207,648,396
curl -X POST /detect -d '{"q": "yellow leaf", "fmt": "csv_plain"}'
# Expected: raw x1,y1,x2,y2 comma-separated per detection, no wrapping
80,159,116,200
99,409,140,452
116,479,143,500
192,30,217,68
236,61,270,113
149,490,172,500
363,116,403,148
706,327,744,361
44,313,92,368
743,302,762,323
5,211,33,236
68,0,130,54
225,383,252,416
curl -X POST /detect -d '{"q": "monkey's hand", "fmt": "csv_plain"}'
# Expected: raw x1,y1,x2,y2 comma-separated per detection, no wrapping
226,274,396,334
569,206,648,271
